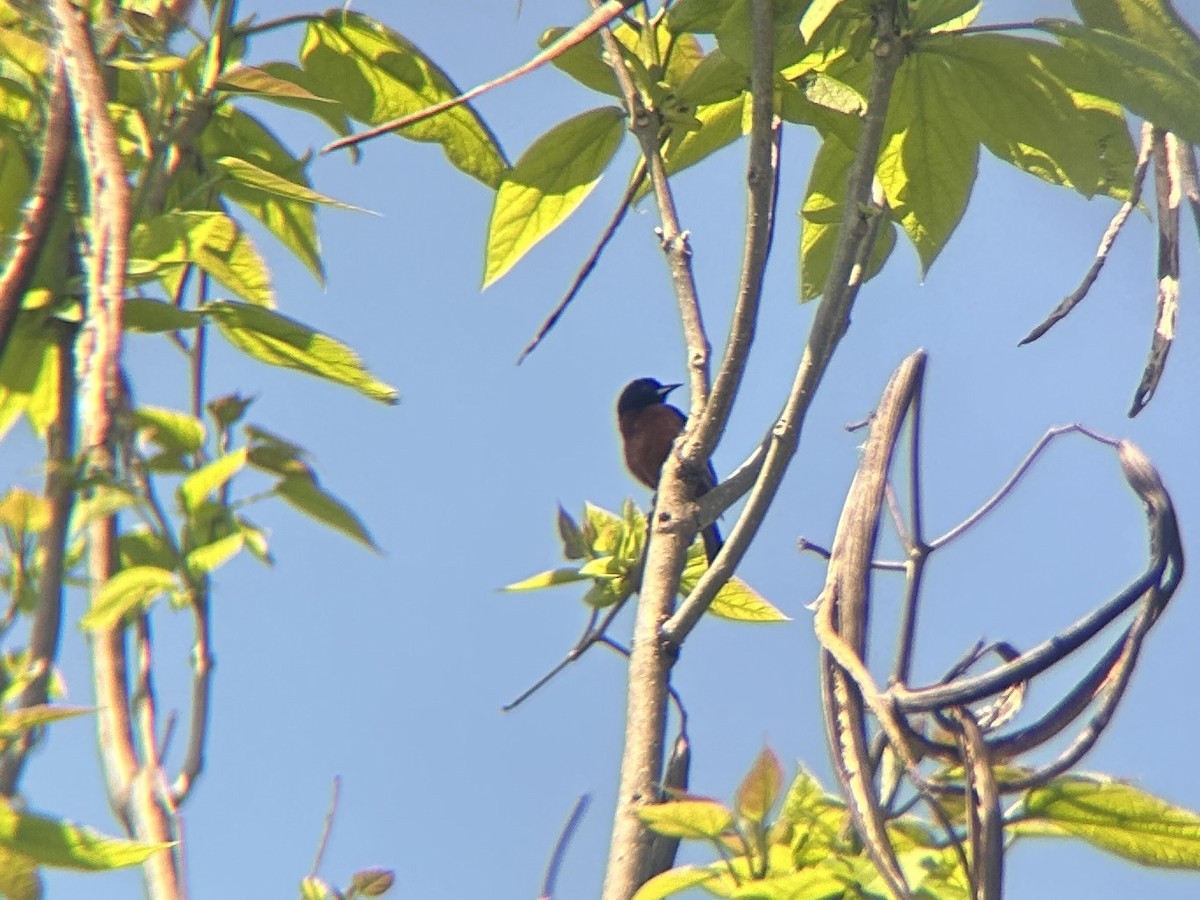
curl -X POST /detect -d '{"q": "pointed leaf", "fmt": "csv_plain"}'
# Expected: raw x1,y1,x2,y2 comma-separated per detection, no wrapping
200,106,325,283
632,866,722,900
736,747,785,823
81,566,177,631
216,64,335,103
502,567,591,591
926,33,1135,198
484,106,625,287
276,475,378,551
556,505,588,560
1039,18,1200,146
0,705,91,740
0,489,50,532
1024,777,1200,868
123,297,204,333
876,47,980,273
213,156,374,213
303,11,508,187
133,406,206,454
638,799,734,840
205,301,398,404
800,136,897,300
185,532,245,577
0,800,170,870
539,27,619,96
130,210,273,306
178,447,248,510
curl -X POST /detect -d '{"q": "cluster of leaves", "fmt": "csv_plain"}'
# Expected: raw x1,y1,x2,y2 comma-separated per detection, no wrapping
635,748,1200,900
504,501,786,623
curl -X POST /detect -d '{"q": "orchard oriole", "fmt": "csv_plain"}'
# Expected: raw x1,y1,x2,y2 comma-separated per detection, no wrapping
616,377,723,563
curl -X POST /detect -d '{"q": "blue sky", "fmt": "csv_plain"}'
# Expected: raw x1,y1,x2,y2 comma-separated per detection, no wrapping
6,1,1200,897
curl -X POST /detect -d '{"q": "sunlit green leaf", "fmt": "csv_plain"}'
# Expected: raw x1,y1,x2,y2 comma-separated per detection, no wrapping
1039,18,1200,145
502,567,591,591
1072,0,1200,74
178,447,248,511
303,11,508,187
0,489,50,532
0,705,91,740
118,529,177,571
639,799,734,840
877,46,980,273
0,313,58,440
1023,777,1200,868
539,27,619,95
0,799,170,870
130,210,273,306
800,136,897,300
213,156,374,213
925,34,1135,199
81,566,177,631
133,406,205,454
200,106,325,283
910,0,979,31
276,474,378,551
185,532,245,576
123,298,204,333
484,106,625,287
205,301,398,404
256,61,353,142
216,64,334,103
632,866,721,900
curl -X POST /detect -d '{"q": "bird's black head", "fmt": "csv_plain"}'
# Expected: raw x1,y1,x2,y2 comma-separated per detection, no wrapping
617,377,681,415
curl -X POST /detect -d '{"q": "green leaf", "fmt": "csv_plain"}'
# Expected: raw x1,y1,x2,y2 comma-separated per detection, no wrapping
1072,0,1200,74
133,406,206,454
909,0,980,31
632,866,721,900
800,136,897,300
276,475,378,551
556,504,589,560
185,532,245,577
205,301,398,404
716,0,810,70
303,11,509,187
117,529,177,571
484,106,625,287
237,516,273,566
301,875,337,900
667,0,734,34
1039,18,1200,145
130,210,273,307
0,489,50,532
123,297,204,333
679,555,788,621
0,800,170,870
876,46,980,273
255,61,354,142
213,156,374,213
735,747,784,823
216,64,335,103
925,33,1135,199
0,312,59,441
638,799,734,840
200,106,325,283
81,566,177,631
0,842,38,900
502,567,591,591
1023,777,1200,868
178,447,248,511
0,128,31,240
658,95,746,185
539,27,619,96
0,705,91,740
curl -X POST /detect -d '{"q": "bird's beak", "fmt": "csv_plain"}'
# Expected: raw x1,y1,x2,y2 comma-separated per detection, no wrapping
659,383,682,400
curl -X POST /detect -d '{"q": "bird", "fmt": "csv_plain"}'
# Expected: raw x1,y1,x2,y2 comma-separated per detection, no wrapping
616,377,723,564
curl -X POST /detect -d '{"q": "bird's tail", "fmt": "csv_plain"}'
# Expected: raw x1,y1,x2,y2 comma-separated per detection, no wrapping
702,521,723,565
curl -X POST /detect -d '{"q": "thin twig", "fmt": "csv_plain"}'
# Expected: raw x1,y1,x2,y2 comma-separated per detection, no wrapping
1019,123,1154,345
539,795,591,900
517,164,646,365
309,776,342,878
